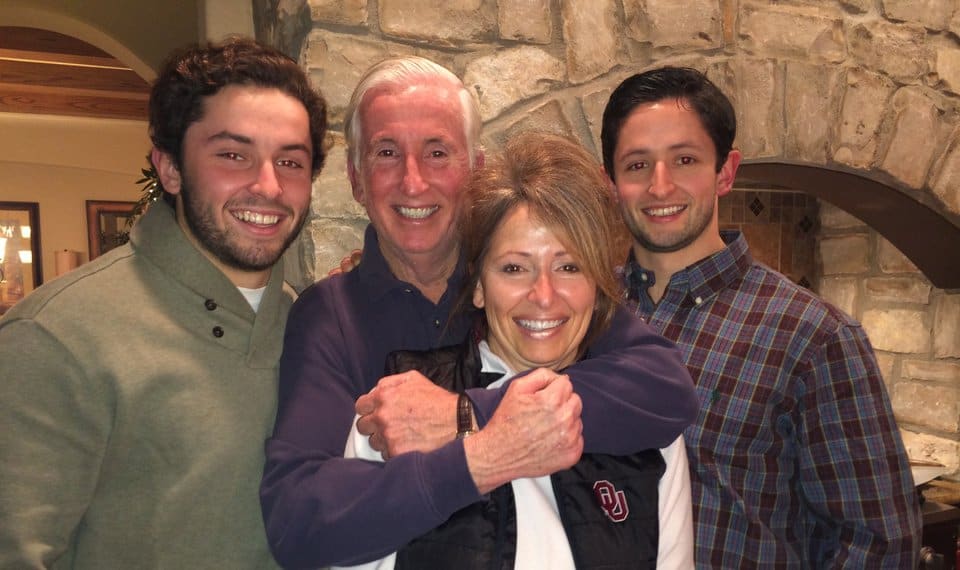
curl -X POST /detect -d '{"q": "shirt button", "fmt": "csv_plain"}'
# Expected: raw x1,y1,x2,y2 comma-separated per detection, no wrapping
433,319,440,328
640,273,648,282
694,296,703,305
404,288,412,294
212,326,224,338
204,299,217,311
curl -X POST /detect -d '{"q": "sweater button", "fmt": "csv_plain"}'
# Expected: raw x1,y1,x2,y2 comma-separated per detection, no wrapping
204,299,217,311
212,326,224,338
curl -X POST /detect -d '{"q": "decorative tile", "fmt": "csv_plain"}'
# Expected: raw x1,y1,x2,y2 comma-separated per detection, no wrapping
722,189,819,290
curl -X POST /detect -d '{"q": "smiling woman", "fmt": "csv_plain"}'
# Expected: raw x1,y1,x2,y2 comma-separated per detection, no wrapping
460,132,628,360
472,203,597,373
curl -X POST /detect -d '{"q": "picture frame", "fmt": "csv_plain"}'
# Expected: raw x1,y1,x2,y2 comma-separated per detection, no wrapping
86,200,136,260
0,201,43,315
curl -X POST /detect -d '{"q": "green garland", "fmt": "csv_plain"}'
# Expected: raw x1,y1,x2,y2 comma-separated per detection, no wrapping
128,157,164,229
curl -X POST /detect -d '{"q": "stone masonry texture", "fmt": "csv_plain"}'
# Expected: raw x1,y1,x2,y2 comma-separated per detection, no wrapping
258,0,960,478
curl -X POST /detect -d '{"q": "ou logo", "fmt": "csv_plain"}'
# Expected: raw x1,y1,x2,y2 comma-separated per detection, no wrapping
593,480,629,523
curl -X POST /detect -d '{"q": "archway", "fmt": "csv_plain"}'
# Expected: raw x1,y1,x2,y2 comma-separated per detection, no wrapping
0,3,155,81
736,161,960,289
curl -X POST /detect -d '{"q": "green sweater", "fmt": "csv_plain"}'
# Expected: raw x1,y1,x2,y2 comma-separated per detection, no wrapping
0,203,292,569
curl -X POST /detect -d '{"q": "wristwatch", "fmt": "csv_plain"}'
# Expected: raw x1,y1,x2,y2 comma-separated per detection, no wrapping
456,393,476,439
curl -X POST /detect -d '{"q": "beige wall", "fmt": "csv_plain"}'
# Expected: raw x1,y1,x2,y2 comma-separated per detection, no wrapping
0,114,148,282
0,0,199,77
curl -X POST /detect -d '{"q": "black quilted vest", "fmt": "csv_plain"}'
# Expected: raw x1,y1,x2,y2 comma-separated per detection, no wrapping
386,339,665,570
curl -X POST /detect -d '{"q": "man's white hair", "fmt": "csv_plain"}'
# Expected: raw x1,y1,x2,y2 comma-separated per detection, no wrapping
343,56,482,170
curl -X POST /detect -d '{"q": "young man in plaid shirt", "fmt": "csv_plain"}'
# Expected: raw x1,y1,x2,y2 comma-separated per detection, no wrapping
601,66,921,568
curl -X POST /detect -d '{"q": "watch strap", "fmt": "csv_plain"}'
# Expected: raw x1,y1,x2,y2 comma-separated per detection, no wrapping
456,393,475,438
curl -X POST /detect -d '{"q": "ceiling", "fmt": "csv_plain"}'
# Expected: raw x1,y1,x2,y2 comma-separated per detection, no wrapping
0,26,150,121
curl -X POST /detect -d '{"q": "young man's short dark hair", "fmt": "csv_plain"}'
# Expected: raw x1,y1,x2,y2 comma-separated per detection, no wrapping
601,66,736,177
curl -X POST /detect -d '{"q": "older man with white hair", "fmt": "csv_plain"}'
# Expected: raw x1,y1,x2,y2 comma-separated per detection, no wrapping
260,56,698,569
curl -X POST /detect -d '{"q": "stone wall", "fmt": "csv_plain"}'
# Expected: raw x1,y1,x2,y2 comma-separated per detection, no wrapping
820,203,960,476
259,0,960,477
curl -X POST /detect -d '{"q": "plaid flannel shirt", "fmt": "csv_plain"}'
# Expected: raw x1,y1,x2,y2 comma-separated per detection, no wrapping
624,231,920,568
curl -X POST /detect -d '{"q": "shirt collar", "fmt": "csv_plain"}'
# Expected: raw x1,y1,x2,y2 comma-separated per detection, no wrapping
478,340,514,377
625,230,753,305
354,223,466,305
354,224,401,301
128,201,291,366
130,201,284,318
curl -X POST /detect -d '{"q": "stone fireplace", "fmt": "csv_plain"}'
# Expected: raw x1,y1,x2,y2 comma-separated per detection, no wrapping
256,0,960,479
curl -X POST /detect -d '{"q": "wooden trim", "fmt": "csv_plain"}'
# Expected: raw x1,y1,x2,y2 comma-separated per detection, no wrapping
0,48,127,70
0,59,149,93
0,86,147,119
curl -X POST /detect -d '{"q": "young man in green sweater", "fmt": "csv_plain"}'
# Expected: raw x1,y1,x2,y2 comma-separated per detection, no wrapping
0,37,327,569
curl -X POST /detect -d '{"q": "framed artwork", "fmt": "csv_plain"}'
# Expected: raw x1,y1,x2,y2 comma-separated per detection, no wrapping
86,200,136,260
0,201,43,315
